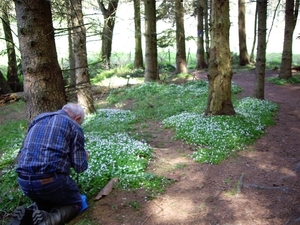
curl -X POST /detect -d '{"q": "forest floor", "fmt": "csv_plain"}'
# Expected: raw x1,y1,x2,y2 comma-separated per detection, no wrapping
2,69,300,225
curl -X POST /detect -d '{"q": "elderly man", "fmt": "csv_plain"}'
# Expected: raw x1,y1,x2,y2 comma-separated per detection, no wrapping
9,103,89,225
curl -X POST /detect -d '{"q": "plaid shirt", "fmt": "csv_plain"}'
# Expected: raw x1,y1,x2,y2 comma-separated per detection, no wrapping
16,110,88,175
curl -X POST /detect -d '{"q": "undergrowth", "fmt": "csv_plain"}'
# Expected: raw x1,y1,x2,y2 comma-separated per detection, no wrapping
267,74,300,85
0,77,278,221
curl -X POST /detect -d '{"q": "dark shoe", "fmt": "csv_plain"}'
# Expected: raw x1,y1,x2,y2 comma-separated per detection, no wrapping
32,205,78,225
7,203,38,225
7,206,25,225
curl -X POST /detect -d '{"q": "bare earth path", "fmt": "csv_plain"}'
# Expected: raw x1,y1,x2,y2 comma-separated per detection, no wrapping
74,70,300,225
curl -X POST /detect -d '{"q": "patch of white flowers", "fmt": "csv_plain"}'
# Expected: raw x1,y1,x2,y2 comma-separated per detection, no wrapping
83,108,136,129
0,127,26,167
79,109,153,191
162,97,278,164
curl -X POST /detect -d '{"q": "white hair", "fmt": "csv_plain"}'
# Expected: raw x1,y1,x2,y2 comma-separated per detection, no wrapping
62,103,85,124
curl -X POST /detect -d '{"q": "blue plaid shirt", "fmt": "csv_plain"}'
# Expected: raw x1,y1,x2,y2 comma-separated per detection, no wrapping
16,110,88,175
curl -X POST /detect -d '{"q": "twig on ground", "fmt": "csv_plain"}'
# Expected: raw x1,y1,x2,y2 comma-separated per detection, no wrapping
141,201,163,225
293,162,300,176
237,173,245,194
243,183,296,192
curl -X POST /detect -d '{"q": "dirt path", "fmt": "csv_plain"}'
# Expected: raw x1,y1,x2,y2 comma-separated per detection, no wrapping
78,70,300,225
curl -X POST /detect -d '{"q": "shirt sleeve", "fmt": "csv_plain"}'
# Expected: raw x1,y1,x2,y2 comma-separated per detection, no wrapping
70,126,88,173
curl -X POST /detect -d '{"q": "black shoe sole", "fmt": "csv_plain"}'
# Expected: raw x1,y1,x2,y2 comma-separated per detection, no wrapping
32,210,44,225
7,206,25,225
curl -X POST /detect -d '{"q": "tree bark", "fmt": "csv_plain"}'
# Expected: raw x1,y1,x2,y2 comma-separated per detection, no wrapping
175,0,188,74
254,0,267,99
97,0,119,69
279,0,299,79
0,70,12,94
204,0,210,62
267,0,282,45
196,0,208,70
205,0,235,116
249,2,258,63
144,0,159,82
67,0,76,87
133,0,144,69
14,0,67,121
71,0,96,114
1,2,21,92
238,0,250,66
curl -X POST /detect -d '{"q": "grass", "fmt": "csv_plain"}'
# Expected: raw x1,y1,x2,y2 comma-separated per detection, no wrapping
0,69,280,222
267,73,300,85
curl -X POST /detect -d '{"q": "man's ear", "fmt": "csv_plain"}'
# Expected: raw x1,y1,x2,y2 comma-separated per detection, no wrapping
75,116,82,125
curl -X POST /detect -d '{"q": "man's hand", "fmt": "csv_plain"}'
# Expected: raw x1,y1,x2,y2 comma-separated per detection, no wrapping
85,151,89,160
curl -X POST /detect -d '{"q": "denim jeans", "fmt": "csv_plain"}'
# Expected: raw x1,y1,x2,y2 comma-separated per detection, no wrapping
18,174,82,212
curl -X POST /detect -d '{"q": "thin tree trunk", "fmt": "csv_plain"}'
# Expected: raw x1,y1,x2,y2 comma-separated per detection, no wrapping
196,0,208,70
254,0,267,99
250,2,258,63
205,0,210,62
98,0,119,69
144,0,159,82
133,0,144,69
267,0,282,45
67,0,76,87
175,0,188,74
0,70,12,94
279,0,299,79
71,0,96,114
238,0,250,66
1,2,20,92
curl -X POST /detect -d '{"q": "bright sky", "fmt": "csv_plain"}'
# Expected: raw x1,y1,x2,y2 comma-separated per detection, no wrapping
1,1,300,67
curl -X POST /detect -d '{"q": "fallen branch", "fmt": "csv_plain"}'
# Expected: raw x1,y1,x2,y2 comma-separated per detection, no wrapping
94,178,118,201
141,200,164,225
293,162,300,176
243,183,296,192
237,173,245,194
0,92,24,106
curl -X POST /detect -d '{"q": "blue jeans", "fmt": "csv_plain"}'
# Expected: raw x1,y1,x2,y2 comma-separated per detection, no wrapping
18,174,82,212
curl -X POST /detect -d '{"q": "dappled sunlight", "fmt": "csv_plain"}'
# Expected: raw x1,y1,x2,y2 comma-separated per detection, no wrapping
140,175,277,225
144,195,203,224
2,71,300,224
166,155,192,165
96,75,143,88
279,167,297,177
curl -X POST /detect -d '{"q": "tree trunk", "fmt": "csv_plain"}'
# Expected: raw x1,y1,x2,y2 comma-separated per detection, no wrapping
205,0,235,116
196,0,208,70
254,0,267,99
98,0,119,69
133,0,144,69
14,0,67,121
0,70,12,94
249,1,258,63
1,2,21,92
71,0,96,114
175,0,188,74
144,0,159,82
67,0,76,87
279,0,299,79
238,0,250,66
204,0,210,62
267,0,282,45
